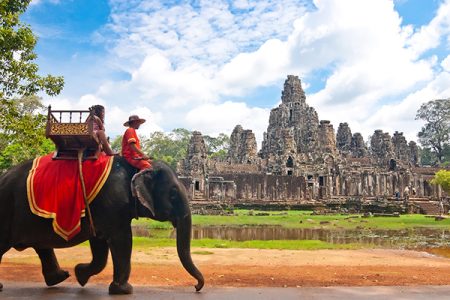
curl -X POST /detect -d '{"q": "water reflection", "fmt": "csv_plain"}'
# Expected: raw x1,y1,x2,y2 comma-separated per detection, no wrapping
131,225,450,248
191,226,450,247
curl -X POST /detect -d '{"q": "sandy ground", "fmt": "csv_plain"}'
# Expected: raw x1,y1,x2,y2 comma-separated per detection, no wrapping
1,247,450,288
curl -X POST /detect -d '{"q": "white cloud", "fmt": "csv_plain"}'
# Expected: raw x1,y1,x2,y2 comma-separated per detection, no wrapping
363,70,450,142
43,96,163,139
218,39,290,95
102,0,309,70
108,106,163,138
129,53,218,108
30,0,60,6
406,0,450,58
185,102,270,145
53,0,450,149
44,94,105,111
442,54,450,71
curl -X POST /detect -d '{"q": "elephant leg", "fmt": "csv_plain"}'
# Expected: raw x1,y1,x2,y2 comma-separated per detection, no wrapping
75,237,109,287
108,228,133,295
34,248,70,286
0,245,11,291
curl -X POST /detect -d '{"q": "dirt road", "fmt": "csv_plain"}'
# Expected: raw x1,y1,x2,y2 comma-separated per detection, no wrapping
1,247,450,287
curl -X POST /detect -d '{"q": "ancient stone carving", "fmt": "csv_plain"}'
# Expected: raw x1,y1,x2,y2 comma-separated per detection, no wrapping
350,133,368,158
318,120,336,154
178,75,442,203
409,141,420,166
228,125,258,164
392,131,410,163
336,122,352,154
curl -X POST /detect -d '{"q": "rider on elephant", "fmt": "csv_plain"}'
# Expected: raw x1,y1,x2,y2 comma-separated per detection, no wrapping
89,105,116,156
121,115,152,170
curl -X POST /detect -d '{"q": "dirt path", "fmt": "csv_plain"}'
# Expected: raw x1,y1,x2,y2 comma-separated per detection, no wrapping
2,247,450,287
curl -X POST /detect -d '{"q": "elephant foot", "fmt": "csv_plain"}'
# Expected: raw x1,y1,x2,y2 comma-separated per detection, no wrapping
75,263,92,287
44,269,70,286
109,281,133,295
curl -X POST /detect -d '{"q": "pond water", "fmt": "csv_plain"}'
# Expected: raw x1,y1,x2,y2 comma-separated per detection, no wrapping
132,225,450,248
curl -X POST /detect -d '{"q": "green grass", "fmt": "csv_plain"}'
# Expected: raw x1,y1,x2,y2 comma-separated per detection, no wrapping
129,210,450,251
132,210,450,230
200,210,450,229
131,237,366,251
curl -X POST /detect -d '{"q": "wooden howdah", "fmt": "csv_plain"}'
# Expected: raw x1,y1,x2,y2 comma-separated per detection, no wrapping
45,106,101,160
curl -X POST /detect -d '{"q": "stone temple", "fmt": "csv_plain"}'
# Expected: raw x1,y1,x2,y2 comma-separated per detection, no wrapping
177,75,447,213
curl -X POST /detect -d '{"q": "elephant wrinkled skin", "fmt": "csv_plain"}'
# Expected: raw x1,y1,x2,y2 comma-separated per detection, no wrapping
0,157,204,294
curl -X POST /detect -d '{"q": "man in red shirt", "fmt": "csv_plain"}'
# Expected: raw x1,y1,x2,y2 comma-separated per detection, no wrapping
121,115,151,170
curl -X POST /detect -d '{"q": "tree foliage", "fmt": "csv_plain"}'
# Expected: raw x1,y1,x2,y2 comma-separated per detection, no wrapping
431,170,450,194
141,128,192,170
138,129,230,170
416,99,450,165
0,96,55,171
204,133,230,155
110,134,122,153
0,0,64,171
1,0,64,98
419,147,437,166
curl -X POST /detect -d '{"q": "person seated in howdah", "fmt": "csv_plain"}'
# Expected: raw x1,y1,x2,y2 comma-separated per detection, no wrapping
121,115,152,170
88,105,116,156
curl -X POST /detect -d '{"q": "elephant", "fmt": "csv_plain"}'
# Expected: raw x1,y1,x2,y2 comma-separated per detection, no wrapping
0,156,204,294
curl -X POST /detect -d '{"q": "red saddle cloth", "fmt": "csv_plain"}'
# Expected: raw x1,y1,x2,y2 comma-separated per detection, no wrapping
26,153,114,241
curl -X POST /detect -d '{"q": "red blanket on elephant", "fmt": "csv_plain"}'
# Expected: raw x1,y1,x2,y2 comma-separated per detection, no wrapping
26,153,114,241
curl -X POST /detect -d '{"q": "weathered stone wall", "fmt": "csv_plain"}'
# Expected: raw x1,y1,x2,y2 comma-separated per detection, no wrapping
177,131,208,178
350,133,368,158
318,120,337,154
208,161,261,174
228,125,258,164
259,75,321,160
336,122,352,153
177,75,445,205
392,131,410,163
370,130,394,166
281,74,306,104
209,173,307,202
409,141,420,166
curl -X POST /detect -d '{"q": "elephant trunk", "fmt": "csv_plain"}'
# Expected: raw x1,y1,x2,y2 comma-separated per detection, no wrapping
176,215,204,291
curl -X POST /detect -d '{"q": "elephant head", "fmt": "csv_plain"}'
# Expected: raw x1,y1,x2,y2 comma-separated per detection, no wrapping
131,162,204,291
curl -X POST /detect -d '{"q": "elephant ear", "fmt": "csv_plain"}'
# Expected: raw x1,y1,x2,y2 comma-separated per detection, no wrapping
131,168,156,217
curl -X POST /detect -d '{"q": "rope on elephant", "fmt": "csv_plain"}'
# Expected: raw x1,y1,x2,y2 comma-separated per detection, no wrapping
78,149,96,236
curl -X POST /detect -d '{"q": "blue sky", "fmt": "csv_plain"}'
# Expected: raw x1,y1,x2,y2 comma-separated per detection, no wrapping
24,0,450,147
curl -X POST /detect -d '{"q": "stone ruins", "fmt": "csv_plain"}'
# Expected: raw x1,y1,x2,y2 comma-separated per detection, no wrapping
177,75,447,212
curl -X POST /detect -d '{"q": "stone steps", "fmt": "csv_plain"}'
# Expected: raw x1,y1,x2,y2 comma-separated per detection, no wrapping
412,201,443,215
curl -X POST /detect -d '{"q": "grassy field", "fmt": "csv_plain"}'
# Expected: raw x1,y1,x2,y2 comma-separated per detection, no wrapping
129,210,450,251
133,210,450,230
131,237,363,251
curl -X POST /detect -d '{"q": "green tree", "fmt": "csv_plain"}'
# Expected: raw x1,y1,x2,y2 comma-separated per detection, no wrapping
0,0,64,171
415,99,450,165
122,129,230,169
442,144,450,167
1,0,63,98
170,128,192,155
203,133,230,159
141,128,192,170
204,133,230,153
110,135,122,153
0,96,55,171
419,147,437,166
431,170,450,194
